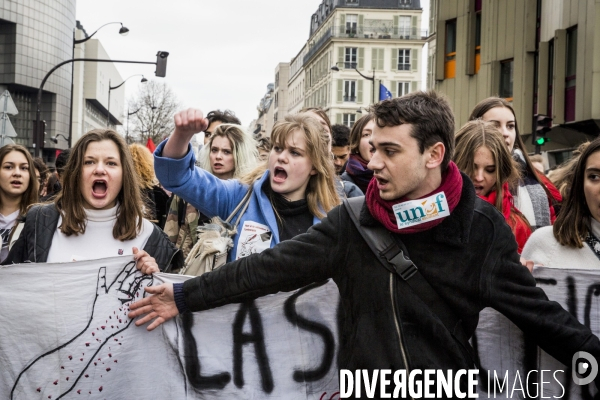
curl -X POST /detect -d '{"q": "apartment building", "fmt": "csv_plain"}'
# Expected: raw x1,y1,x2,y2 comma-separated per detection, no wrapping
255,0,426,131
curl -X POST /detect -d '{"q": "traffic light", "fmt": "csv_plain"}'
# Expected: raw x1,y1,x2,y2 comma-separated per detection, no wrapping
533,114,552,147
155,51,169,77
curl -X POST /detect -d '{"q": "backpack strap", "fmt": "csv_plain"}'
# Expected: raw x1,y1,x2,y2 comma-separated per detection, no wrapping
343,197,475,362
225,185,254,228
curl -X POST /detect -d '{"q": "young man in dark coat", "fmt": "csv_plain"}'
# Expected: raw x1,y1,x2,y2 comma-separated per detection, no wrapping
130,91,600,396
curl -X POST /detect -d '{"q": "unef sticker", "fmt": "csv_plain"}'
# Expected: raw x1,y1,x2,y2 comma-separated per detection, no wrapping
392,192,450,229
236,221,273,260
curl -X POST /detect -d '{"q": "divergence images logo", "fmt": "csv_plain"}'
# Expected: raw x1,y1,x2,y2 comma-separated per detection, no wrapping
572,351,598,385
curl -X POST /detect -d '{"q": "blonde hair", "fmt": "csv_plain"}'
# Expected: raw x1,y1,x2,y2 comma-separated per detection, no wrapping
240,113,340,219
454,120,521,211
129,143,158,189
199,124,258,178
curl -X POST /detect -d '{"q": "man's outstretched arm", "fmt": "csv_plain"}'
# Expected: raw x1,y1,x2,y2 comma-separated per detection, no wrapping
130,205,348,330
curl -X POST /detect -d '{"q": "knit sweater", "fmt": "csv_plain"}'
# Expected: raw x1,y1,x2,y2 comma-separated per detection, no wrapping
521,217,600,269
46,205,155,263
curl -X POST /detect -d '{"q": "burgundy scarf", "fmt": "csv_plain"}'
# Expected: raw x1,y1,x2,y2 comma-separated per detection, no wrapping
366,162,463,234
345,154,374,193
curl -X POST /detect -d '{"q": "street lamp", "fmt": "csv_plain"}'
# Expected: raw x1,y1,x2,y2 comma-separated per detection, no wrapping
331,62,375,105
68,22,129,147
356,107,370,114
49,134,69,144
107,75,147,127
34,53,169,158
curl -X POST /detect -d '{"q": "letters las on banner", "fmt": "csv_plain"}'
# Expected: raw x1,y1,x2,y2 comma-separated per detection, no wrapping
0,257,340,399
2,258,600,400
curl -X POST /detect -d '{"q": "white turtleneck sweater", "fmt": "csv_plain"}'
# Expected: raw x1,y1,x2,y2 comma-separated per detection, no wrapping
46,205,154,263
521,217,600,269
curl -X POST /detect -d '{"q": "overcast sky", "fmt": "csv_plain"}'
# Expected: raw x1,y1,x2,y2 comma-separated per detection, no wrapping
76,0,429,129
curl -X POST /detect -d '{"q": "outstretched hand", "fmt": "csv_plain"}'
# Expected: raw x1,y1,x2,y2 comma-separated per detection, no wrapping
129,283,179,331
163,108,209,159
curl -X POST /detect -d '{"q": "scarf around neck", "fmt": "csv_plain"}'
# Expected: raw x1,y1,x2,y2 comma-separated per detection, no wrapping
366,162,463,234
345,154,374,193
479,182,531,253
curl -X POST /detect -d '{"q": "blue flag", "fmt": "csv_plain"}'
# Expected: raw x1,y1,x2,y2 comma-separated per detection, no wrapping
379,83,393,101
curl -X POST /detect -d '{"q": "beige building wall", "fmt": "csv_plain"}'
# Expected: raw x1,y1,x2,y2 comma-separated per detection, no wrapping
433,0,537,137
287,45,307,116
430,0,600,160
273,62,290,124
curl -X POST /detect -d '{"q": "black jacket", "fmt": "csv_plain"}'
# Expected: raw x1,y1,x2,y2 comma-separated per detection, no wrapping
3,204,183,272
180,175,600,392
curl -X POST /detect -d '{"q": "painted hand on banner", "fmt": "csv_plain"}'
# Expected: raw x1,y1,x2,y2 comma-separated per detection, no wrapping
10,262,153,400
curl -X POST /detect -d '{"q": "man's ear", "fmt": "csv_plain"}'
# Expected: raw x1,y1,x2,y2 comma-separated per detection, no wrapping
425,142,445,169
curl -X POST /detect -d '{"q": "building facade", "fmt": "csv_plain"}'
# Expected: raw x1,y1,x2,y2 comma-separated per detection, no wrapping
71,22,124,145
304,0,425,127
0,0,75,161
254,0,426,132
428,0,600,167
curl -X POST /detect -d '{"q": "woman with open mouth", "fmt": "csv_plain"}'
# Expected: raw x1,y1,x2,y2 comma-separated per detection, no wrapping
3,129,183,273
152,110,340,269
469,97,562,231
0,144,38,263
454,119,532,253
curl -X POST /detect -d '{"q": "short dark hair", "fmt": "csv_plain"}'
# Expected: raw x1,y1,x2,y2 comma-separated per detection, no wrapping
331,124,350,147
55,149,71,175
372,90,455,170
32,157,49,181
205,110,241,126
349,113,374,154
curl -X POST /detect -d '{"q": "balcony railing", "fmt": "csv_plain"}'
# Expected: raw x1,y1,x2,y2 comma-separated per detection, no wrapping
303,25,428,65
343,95,357,102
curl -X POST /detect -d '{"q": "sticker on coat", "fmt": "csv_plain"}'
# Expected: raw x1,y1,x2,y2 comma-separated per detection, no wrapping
236,221,272,259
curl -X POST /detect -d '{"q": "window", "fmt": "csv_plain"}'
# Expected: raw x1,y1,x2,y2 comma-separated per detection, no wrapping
398,0,412,8
398,49,411,70
343,113,356,127
346,15,358,35
345,47,357,68
444,19,457,79
346,0,358,3
398,16,411,39
474,2,481,74
565,26,577,122
499,59,514,100
344,80,357,102
398,82,410,97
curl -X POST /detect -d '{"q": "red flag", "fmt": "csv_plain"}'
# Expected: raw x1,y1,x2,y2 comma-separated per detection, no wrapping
146,138,156,153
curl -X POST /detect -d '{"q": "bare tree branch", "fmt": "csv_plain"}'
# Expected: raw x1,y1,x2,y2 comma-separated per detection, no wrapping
127,81,180,144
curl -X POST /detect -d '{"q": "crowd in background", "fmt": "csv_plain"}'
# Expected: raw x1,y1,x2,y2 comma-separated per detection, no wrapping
1,92,597,275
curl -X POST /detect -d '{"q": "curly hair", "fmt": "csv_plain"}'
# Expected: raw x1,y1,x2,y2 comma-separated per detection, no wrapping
129,143,158,189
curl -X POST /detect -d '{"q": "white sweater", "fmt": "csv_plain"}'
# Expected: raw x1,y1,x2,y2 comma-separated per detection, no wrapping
521,218,600,269
46,205,154,263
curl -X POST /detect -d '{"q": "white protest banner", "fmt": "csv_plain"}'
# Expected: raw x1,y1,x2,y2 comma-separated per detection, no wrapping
0,257,340,399
474,267,600,400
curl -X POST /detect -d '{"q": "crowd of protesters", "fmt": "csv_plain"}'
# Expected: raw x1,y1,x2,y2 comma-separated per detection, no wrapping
3,91,600,394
